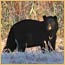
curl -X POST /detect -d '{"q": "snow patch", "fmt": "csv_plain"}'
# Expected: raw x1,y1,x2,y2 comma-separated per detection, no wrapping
1,49,64,64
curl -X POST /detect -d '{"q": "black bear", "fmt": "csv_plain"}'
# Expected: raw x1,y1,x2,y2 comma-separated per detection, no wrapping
3,15,58,53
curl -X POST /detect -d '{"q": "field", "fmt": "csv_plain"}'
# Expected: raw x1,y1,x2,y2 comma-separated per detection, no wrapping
1,1,64,64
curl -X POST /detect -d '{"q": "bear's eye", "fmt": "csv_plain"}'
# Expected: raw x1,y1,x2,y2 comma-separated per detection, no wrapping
49,36,52,40
48,24,52,30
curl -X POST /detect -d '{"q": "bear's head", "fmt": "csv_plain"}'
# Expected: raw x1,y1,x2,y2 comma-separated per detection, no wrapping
43,15,58,39
43,15,58,31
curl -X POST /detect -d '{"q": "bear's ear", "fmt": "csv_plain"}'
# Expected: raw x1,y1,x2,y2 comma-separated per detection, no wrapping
43,15,46,20
54,16,57,21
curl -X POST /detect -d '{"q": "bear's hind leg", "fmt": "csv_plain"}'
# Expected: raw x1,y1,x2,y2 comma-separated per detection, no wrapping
18,41,25,52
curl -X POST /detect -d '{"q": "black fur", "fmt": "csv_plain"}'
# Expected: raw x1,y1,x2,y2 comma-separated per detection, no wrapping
3,15,58,52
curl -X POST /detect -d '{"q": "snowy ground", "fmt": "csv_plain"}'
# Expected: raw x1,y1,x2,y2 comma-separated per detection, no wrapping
1,47,64,64
1,37,64,64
